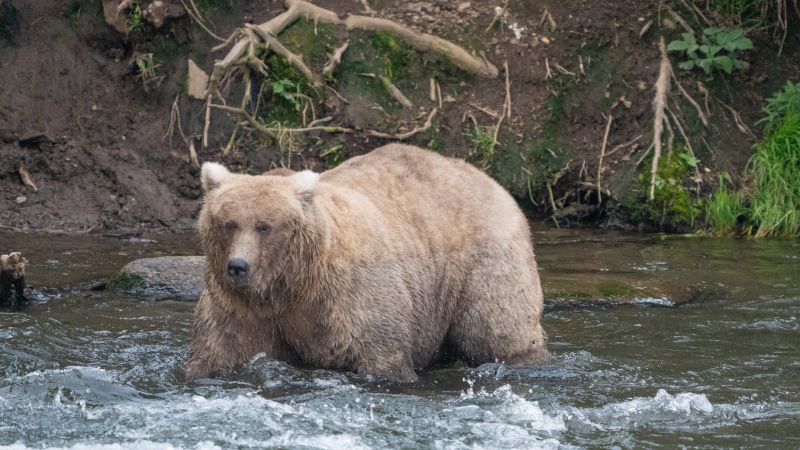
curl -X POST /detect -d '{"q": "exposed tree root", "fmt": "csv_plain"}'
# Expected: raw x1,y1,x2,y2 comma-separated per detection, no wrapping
649,37,671,202
596,113,613,204
366,108,438,140
200,0,498,152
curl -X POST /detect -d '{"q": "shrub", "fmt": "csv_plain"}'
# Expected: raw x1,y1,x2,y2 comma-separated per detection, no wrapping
760,81,800,130
667,27,752,74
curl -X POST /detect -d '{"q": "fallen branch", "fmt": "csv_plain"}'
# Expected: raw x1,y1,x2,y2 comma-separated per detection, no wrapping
605,134,642,158
650,37,671,201
366,108,438,140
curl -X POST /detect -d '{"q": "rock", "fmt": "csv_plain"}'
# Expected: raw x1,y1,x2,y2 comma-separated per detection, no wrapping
101,0,128,34
186,59,209,100
14,196,26,204
457,2,471,12
111,256,204,301
143,0,185,29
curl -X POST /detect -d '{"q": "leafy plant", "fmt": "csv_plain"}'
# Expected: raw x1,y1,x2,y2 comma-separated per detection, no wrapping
667,27,752,74
272,78,303,111
748,111,800,238
759,81,800,130
127,3,145,32
705,173,746,234
464,124,495,168
320,145,346,168
132,53,163,90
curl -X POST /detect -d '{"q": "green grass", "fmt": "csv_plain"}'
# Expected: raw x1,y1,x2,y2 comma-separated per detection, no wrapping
464,124,495,168
705,173,747,234
127,3,145,32
708,0,785,27
747,111,800,237
760,81,800,130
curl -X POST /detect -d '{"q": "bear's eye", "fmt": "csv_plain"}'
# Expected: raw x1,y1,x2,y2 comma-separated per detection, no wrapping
222,220,238,232
256,222,272,234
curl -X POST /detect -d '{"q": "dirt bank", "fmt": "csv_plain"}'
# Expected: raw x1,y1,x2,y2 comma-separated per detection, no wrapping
1,0,797,232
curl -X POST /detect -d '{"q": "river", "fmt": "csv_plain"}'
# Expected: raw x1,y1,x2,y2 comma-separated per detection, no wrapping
0,230,798,448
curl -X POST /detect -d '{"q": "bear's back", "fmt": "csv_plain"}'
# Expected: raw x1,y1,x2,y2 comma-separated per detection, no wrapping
320,144,529,247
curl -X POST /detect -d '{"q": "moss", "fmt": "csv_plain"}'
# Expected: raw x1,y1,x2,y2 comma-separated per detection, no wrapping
107,272,145,292
489,134,568,201
597,280,641,299
279,19,339,68
624,149,702,231
546,289,594,301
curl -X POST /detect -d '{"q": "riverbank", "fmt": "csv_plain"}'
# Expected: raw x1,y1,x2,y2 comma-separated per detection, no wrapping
1,0,797,233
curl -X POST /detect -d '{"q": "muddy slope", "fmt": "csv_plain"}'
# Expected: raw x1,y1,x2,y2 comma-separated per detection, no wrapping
0,0,797,232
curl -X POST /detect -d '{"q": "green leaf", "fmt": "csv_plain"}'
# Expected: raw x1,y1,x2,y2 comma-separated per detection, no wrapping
679,152,700,168
668,40,689,51
679,60,695,70
715,56,734,74
681,33,697,44
698,59,713,74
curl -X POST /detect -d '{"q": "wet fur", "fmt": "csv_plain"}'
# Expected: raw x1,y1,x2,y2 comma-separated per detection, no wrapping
185,144,549,382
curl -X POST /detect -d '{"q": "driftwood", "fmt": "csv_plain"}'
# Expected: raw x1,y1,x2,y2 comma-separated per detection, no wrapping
0,252,27,310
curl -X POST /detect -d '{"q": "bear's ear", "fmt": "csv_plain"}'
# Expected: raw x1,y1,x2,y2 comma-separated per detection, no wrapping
291,170,319,204
201,162,231,192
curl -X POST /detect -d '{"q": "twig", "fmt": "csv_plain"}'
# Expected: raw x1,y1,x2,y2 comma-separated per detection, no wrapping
650,37,671,201
380,76,413,108
203,96,212,148
605,134,642,157
488,62,511,157
178,0,227,42
545,58,553,79
671,68,708,127
717,99,757,140
322,41,349,77
366,108,438,140
667,107,701,182
188,140,200,168
469,103,499,118
596,113,613,204
665,5,695,35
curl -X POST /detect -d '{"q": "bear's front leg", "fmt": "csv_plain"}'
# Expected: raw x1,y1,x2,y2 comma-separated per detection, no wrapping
185,289,278,380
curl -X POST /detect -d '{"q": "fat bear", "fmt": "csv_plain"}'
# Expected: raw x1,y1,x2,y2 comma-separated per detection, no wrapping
185,144,549,382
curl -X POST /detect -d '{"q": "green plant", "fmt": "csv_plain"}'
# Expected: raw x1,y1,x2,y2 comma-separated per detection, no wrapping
748,111,800,238
705,173,746,234
272,78,303,111
464,124,495,168
667,27,752,74
760,81,800,130
127,3,145,32
320,144,346,168
629,149,701,230
132,53,163,89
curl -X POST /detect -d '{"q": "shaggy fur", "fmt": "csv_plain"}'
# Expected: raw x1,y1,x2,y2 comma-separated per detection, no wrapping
185,144,549,382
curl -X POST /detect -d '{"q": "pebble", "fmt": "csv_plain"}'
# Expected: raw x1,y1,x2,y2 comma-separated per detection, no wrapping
457,2,471,12
15,196,26,204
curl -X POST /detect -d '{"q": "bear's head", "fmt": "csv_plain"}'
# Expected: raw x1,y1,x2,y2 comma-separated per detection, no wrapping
198,162,323,298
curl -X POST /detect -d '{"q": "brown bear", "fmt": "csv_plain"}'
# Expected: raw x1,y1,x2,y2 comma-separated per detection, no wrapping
185,144,549,382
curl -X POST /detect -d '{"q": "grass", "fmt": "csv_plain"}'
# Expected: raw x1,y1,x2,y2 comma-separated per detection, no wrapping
747,111,800,237
705,173,747,234
464,124,495,168
127,3,145,32
132,53,163,90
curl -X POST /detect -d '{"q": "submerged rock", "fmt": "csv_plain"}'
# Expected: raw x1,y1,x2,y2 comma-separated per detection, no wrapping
112,256,204,301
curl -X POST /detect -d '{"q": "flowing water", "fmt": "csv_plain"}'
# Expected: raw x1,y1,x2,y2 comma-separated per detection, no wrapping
0,230,798,449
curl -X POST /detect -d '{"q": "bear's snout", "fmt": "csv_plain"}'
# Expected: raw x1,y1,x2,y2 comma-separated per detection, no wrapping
227,257,250,282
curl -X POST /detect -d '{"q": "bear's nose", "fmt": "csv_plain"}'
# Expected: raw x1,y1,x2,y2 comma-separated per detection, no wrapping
227,257,249,279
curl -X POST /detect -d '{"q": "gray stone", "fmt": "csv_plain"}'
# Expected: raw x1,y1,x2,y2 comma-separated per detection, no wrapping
114,256,204,301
